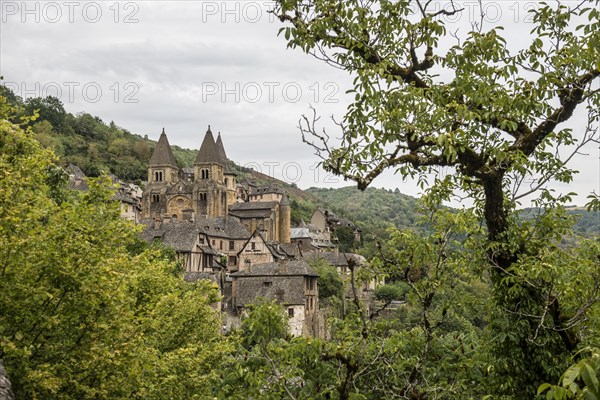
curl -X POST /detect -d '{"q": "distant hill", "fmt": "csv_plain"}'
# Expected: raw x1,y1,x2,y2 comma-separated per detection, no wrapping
305,186,421,231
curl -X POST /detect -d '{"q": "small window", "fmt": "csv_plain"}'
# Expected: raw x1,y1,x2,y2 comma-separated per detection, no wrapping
212,240,215,245
229,241,235,250
228,256,236,265
172,214,177,220
263,281,272,288
225,178,228,185
288,308,294,317
219,240,223,250
251,242,256,250
177,199,184,206
152,194,160,203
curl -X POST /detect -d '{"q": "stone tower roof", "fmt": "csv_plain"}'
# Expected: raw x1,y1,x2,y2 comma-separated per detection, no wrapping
195,126,223,165
149,128,178,167
280,192,290,207
215,132,234,174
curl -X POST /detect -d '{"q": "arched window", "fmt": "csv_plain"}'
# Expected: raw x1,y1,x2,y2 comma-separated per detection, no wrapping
154,171,163,182
177,199,184,206
172,214,178,220
152,194,160,203
224,178,228,186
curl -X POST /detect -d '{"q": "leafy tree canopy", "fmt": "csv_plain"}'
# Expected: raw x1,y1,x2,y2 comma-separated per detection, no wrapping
0,108,226,399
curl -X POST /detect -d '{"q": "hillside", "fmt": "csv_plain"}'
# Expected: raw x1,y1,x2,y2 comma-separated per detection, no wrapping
5,89,597,242
305,186,421,230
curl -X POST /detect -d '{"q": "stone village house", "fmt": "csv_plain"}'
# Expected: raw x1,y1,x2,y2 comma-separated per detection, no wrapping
231,260,319,337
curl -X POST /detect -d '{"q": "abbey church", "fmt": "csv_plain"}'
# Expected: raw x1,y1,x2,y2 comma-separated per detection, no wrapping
141,126,291,243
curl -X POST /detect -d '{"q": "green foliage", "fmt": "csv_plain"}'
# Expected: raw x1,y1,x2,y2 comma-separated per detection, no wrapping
374,282,409,303
0,115,225,399
539,349,600,400
309,259,344,302
240,299,289,348
334,225,357,252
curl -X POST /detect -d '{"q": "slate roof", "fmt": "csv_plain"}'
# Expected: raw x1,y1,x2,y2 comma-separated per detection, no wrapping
302,251,366,267
290,227,310,239
230,201,278,211
252,186,283,195
277,242,300,258
140,216,251,250
231,260,318,277
139,220,199,251
290,227,333,247
229,201,278,219
149,129,178,167
215,133,235,174
195,215,251,239
229,209,274,219
232,261,318,306
184,271,220,284
195,126,223,165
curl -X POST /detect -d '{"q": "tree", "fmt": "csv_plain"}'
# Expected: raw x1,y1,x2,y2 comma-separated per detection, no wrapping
334,225,356,251
0,112,225,399
309,259,345,302
273,0,600,396
24,96,66,130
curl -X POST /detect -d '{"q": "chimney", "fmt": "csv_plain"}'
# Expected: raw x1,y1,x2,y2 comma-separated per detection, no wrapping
278,259,287,273
154,217,162,230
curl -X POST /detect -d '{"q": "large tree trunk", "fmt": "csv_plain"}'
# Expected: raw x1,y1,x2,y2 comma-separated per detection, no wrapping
0,360,15,400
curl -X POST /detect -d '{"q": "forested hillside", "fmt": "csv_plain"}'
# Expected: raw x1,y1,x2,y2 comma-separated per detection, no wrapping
0,86,197,184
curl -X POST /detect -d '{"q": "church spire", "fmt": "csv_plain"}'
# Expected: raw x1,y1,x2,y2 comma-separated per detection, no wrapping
215,132,235,174
195,125,222,165
149,128,177,167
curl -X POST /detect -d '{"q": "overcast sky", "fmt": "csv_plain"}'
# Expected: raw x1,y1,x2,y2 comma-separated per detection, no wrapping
1,0,598,206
